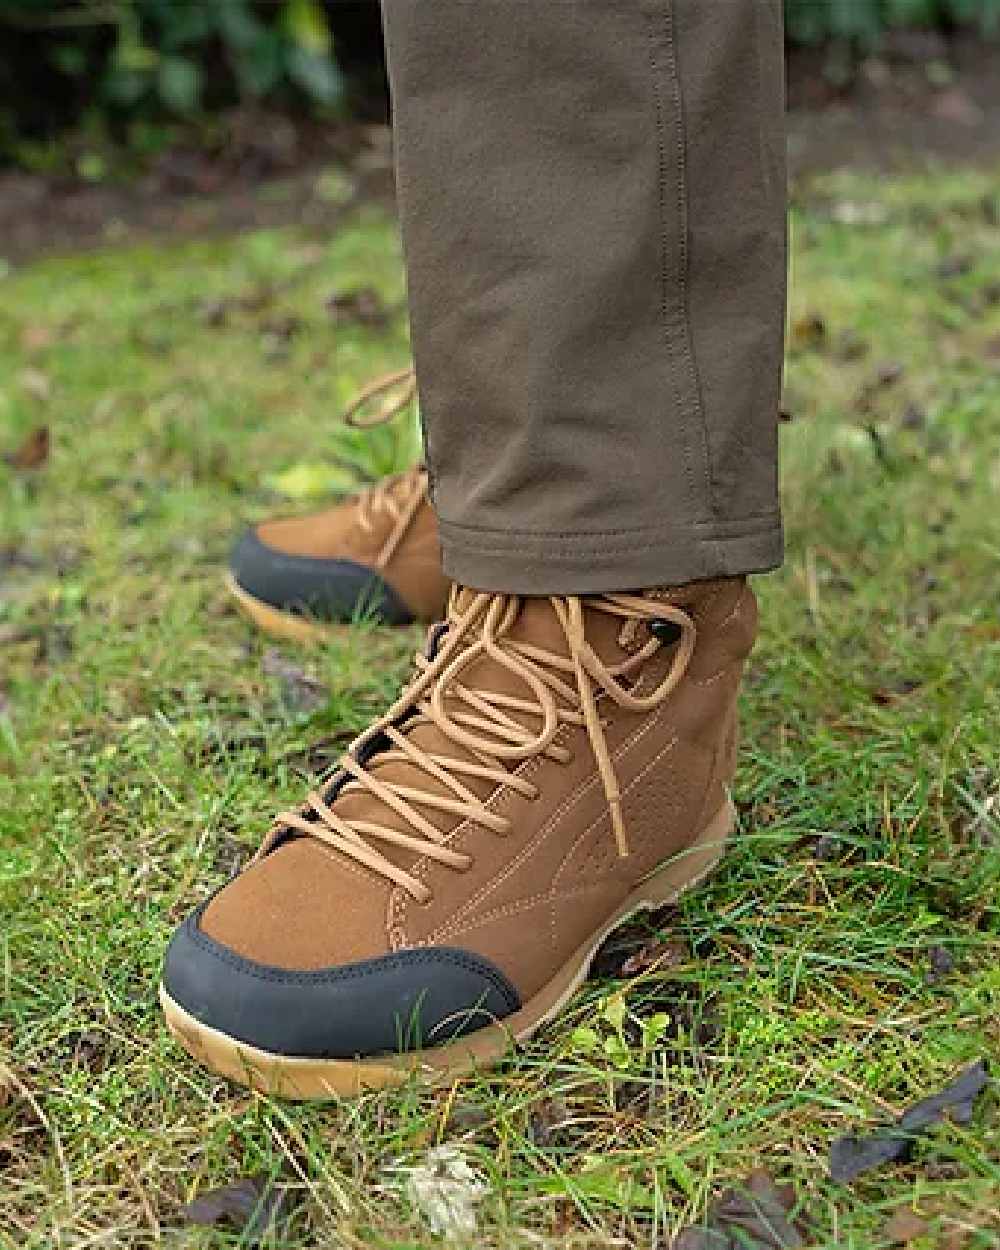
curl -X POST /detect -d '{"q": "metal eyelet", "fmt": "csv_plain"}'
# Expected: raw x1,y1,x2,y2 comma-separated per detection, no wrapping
650,618,684,645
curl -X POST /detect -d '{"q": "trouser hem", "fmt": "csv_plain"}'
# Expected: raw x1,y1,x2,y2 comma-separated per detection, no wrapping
438,514,784,594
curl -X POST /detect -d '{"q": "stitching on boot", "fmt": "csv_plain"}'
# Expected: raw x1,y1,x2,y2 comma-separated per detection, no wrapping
436,731,682,951
418,710,680,945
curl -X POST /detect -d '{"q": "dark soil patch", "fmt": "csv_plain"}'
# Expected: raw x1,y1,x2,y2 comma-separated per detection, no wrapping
0,113,394,266
786,32,1000,177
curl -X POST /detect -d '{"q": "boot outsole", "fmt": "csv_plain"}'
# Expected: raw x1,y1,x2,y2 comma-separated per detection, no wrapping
226,573,337,644
160,799,735,1100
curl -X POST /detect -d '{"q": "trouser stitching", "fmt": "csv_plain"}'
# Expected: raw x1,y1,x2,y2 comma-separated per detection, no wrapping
644,0,715,535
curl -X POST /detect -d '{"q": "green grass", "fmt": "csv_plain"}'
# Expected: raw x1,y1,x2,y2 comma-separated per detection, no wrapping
2,167,1000,1248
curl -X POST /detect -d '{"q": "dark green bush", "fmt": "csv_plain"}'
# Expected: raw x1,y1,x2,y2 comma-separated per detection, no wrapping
785,0,1000,44
0,0,351,165
2,0,344,112
1,0,998,169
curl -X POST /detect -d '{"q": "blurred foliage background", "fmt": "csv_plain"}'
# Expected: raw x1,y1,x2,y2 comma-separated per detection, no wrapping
0,0,999,171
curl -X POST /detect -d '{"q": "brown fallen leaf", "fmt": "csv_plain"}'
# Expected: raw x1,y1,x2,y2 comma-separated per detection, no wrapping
325,286,389,327
830,1060,990,1183
940,1228,971,1250
882,1207,929,1244
0,625,36,647
871,678,922,706
672,1169,810,1249
4,426,50,470
620,938,689,977
180,1177,289,1243
791,313,826,350
875,361,905,387
19,323,55,353
528,1096,569,1146
926,944,955,983
936,254,973,280
262,648,328,715
900,403,927,431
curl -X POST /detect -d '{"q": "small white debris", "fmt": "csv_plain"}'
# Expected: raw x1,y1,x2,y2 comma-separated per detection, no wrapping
830,201,889,228
400,1145,489,1239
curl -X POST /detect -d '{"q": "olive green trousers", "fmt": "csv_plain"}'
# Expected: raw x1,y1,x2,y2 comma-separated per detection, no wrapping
381,0,787,592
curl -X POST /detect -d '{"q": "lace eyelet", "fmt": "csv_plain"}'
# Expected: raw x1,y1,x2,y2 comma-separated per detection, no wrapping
650,618,684,646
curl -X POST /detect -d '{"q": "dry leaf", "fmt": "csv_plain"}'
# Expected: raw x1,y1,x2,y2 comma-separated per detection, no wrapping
4,425,50,470
791,313,827,350
882,1207,929,1244
325,286,389,327
528,1096,569,1146
672,1169,810,1249
936,255,973,280
19,323,54,353
926,945,955,982
180,1177,288,1243
620,938,689,977
262,649,328,715
830,1060,990,1183
871,678,922,706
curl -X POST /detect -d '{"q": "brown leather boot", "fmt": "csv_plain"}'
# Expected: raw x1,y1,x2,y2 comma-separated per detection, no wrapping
161,578,757,1098
228,464,449,641
229,369,450,640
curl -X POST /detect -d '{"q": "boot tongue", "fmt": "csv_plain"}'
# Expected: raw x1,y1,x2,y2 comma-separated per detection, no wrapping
307,592,640,880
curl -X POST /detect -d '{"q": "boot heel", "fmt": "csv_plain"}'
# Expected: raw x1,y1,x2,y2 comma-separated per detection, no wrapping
628,798,736,911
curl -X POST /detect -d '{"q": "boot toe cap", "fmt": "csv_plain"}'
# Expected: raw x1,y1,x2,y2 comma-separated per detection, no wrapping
162,902,521,1060
230,528,414,624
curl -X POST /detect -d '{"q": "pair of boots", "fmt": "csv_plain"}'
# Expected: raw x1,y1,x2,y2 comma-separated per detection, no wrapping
163,457,757,1099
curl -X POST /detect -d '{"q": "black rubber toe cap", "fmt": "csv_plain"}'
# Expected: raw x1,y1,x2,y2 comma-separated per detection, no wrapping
231,529,414,624
162,903,521,1060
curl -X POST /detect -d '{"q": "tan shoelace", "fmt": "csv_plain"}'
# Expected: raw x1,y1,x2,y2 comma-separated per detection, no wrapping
273,590,696,902
355,467,429,570
340,367,426,570
341,367,417,429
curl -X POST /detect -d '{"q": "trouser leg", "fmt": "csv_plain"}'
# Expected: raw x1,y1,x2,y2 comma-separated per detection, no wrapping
381,0,787,593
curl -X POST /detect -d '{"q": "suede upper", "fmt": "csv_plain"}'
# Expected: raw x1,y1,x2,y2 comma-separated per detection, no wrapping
192,579,756,1010
237,468,450,624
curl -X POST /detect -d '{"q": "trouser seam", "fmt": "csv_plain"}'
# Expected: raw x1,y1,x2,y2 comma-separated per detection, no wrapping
644,0,715,534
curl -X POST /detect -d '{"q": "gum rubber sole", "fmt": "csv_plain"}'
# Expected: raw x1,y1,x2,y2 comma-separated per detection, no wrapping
226,573,335,644
160,799,735,1100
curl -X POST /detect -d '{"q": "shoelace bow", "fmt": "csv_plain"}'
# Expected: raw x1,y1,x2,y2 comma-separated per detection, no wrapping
273,591,696,902
340,367,426,569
